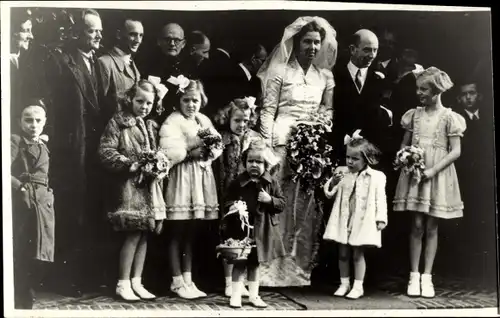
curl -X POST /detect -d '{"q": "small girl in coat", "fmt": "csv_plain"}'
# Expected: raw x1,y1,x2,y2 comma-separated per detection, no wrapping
393,67,466,298
213,97,261,297
99,80,166,302
222,139,285,308
159,79,221,299
323,130,388,300
11,99,55,309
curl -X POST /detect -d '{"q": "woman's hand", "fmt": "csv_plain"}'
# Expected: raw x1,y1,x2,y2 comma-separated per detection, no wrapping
422,168,436,180
129,162,141,172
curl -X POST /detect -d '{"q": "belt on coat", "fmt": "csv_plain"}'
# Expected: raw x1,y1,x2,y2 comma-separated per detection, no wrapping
19,173,49,187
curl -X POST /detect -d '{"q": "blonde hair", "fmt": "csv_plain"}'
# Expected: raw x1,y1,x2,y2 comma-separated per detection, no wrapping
122,79,159,112
346,138,382,166
178,80,208,108
241,139,277,171
416,66,454,94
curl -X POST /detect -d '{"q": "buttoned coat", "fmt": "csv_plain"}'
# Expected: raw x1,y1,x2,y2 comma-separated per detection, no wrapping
323,167,388,247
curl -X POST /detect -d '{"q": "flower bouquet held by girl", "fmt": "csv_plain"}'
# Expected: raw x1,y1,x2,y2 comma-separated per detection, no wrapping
197,127,224,167
216,200,256,263
134,149,171,187
394,145,426,183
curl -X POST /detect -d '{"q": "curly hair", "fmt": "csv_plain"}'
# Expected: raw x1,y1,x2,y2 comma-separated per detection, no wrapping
121,79,160,112
346,137,382,167
241,138,277,172
416,66,454,94
293,20,326,48
212,98,257,131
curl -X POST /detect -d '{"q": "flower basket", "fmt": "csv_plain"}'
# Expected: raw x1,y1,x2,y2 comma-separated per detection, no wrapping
216,201,255,263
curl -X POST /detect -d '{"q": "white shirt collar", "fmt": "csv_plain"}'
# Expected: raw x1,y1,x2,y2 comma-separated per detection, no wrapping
239,63,252,81
78,48,94,60
347,60,368,91
217,48,230,58
381,59,391,68
464,108,479,120
114,46,132,65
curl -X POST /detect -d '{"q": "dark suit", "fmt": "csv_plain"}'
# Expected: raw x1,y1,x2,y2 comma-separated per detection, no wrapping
202,59,261,119
98,46,141,122
44,45,106,291
332,62,392,162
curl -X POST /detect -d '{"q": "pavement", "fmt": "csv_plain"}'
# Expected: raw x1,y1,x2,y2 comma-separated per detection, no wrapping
25,271,498,313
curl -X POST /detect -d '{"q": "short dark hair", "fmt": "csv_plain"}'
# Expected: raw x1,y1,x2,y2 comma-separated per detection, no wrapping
10,8,32,34
293,21,326,48
73,8,100,33
187,30,208,47
17,98,47,118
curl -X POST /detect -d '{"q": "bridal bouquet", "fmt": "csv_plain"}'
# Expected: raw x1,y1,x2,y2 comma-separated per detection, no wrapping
286,114,337,194
135,150,171,187
394,145,426,183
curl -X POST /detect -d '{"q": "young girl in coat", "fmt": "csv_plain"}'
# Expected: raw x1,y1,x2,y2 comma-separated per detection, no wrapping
98,80,166,302
222,139,285,308
11,99,55,309
158,79,221,299
323,130,388,300
393,67,466,298
213,97,261,297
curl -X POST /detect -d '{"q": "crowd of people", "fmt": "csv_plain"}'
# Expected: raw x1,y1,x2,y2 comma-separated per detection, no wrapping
8,7,491,310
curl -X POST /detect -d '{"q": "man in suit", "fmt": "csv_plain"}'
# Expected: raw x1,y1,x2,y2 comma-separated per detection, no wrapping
98,17,143,122
202,43,267,119
332,29,392,163
184,30,211,80
45,8,105,294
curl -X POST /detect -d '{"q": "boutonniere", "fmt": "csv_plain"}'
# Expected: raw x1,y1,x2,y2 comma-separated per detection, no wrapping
167,74,190,93
374,71,385,79
38,134,49,143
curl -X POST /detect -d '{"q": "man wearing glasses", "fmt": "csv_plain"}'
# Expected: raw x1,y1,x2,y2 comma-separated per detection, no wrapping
144,22,191,124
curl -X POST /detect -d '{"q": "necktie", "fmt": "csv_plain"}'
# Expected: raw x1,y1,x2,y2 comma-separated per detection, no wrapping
355,69,363,92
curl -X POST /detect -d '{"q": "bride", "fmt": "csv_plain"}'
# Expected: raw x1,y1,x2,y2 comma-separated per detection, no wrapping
257,16,338,286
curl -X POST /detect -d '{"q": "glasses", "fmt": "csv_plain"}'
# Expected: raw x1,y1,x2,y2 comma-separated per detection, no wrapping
163,37,185,46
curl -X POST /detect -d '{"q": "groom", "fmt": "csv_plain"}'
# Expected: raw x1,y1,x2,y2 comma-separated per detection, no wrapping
331,29,393,164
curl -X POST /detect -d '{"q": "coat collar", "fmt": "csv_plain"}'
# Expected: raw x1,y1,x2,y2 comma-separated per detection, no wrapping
239,171,273,187
114,110,140,128
109,46,136,76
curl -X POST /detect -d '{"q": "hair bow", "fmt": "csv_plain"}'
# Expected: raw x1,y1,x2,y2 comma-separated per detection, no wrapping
226,200,254,231
244,96,257,112
167,74,190,93
344,129,363,145
154,83,169,101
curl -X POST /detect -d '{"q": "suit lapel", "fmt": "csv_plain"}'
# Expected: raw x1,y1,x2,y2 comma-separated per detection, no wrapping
67,51,99,110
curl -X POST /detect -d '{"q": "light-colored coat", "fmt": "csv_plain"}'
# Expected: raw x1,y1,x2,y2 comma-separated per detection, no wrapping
323,166,388,247
158,111,222,166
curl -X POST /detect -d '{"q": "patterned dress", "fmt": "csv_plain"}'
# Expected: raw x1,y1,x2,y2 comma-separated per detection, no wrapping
258,56,334,286
393,107,466,218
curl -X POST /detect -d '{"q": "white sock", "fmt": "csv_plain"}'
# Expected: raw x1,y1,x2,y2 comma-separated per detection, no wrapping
172,275,184,287
131,277,142,286
340,277,350,285
182,272,192,285
353,279,363,290
225,276,232,286
248,281,259,298
117,279,131,288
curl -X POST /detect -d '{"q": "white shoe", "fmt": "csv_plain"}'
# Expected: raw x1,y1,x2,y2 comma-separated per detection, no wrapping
116,284,140,302
334,283,351,297
345,286,364,299
188,282,207,298
131,282,156,300
407,272,421,297
421,274,435,298
171,282,198,299
249,295,268,308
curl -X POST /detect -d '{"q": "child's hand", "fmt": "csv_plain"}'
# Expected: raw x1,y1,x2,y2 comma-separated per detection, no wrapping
154,220,164,235
258,189,272,204
376,221,386,231
189,147,204,160
333,171,344,184
129,162,141,172
422,168,436,180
